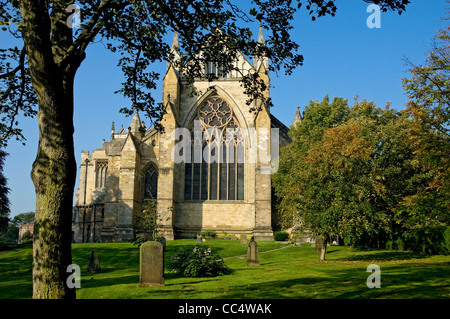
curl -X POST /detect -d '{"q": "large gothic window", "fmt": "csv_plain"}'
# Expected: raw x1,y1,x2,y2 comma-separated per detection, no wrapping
185,95,245,201
95,162,108,188
144,165,158,200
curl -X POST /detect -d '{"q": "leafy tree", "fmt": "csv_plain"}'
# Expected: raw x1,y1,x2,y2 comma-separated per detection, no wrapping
11,211,35,225
0,211,34,243
273,97,427,259
0,0,409,298
0,150,10,233
398,23,450,229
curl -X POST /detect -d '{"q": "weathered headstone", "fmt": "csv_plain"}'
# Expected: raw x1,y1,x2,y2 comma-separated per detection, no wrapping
246,238,259,266
240,235,247,244
139,241,164,286
88,250,101,273
315,235,325,254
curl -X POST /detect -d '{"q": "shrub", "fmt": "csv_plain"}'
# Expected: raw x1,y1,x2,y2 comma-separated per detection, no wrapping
403,226,449,255
169,244,231,277
274,231,289,241
200,230,217,238
20,230,33,244
386,226,449,255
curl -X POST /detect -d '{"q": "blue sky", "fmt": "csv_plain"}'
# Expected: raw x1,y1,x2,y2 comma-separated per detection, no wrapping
2,0,448,217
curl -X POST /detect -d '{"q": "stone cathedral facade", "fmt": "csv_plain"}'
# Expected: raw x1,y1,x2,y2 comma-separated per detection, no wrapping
72,28,295,243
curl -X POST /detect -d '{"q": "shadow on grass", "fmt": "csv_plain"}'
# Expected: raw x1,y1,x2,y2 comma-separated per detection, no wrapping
219,262,450,299
81,274,140,289
337,250,429,262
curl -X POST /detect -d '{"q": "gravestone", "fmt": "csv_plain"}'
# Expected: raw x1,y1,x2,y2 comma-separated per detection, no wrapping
246,238,259,266
240,235,247,244
88,250,101,273
315,235,325,254
157,236,166,251
139,241,164,287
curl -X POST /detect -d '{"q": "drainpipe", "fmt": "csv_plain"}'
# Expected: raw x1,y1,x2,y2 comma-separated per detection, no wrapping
83,158,89,243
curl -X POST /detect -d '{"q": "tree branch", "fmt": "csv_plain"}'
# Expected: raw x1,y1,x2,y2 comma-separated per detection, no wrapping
0,47,25,80
61,0,126,68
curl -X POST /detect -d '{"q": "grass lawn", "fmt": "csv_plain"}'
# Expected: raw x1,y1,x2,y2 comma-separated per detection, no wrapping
0,240,449,299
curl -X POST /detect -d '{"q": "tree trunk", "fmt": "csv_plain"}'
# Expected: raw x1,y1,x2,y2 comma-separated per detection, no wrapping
320,238,327,261
19,0,82,299
30,77,77,299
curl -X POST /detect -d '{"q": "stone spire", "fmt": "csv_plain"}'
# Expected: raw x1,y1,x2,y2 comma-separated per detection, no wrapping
111,121,115,139
167,31,181,70
130,109,142,134
171,31,180,51
292,106,303,128
254,23,269,71
257,22,265,45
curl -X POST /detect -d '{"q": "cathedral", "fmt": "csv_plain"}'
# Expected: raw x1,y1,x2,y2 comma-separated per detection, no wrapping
72,27,300,243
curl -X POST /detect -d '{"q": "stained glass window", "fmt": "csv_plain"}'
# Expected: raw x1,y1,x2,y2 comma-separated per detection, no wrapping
184,95,244,201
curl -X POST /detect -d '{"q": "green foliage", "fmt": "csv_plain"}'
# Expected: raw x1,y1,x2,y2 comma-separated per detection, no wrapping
132,201,170,246
274,231,289,241
0,1,411,147
169,244,231,278
273,94,447,254
398,24,450,228
0,150,10,232
10,212,34,226
401,226,449,255
0,212,34,243
200,230,217,238
20,230,33,244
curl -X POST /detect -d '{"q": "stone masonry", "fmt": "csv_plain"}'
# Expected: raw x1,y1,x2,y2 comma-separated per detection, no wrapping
72,27,293,242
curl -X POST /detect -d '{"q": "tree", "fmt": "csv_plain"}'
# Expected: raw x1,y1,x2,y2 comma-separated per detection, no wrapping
0,0,410,298
0,211,34,243
0,149,10,233
11,211,35,225
399,22,450,229
273,97,425,259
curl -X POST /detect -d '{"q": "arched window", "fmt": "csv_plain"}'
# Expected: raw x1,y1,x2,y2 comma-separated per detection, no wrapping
144,165,158,200
185,95,244,201
205,61,227,79
95,162,108,188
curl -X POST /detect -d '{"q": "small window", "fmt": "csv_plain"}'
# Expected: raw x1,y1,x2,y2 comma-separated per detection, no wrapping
144,165,158,200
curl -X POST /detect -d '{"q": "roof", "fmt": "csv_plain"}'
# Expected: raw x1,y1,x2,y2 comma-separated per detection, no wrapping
270,114,291,144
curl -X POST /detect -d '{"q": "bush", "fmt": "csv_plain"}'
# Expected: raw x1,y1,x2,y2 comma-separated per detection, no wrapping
274,231,289,241
169,244,231,278
386,226,449,255
200,230,217,238
403,226,449,255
